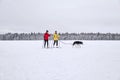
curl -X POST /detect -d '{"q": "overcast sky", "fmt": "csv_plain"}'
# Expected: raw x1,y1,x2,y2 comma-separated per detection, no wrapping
0,0,120,33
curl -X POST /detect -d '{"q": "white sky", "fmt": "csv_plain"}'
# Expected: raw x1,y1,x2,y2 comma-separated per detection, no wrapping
0,0,120,33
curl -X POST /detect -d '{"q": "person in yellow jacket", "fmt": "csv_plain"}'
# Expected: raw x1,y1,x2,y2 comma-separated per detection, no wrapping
53,31,60,47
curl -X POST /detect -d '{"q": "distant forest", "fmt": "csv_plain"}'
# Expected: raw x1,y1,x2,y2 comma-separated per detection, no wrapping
0,32,120,40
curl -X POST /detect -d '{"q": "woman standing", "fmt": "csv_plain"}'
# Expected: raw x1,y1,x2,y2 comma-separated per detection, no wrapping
53,31,60,48
44,30,50,48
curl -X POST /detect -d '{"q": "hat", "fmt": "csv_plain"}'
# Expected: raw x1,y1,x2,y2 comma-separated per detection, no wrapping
46,30,48,32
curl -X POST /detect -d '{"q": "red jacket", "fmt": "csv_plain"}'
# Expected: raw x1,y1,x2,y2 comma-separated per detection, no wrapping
44,33,50,40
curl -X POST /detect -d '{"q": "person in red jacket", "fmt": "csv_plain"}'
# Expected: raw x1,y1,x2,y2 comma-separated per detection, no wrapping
44,30,50,48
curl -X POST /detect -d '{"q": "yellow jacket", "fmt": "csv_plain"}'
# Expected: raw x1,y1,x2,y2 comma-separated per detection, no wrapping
53,33,60,40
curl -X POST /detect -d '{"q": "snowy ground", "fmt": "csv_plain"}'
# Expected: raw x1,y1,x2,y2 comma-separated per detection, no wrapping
0,40,120,80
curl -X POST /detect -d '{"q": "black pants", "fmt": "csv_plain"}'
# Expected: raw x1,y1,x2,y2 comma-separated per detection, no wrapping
53,40,58,46
44,40,49,48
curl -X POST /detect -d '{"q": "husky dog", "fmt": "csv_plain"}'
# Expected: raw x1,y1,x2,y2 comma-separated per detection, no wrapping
73,41,83,46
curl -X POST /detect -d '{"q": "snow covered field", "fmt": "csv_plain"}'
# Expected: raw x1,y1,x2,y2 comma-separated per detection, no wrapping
0,40,120,80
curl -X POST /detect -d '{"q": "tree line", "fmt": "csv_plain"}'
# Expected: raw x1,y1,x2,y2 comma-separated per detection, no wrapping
0,32,120,40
